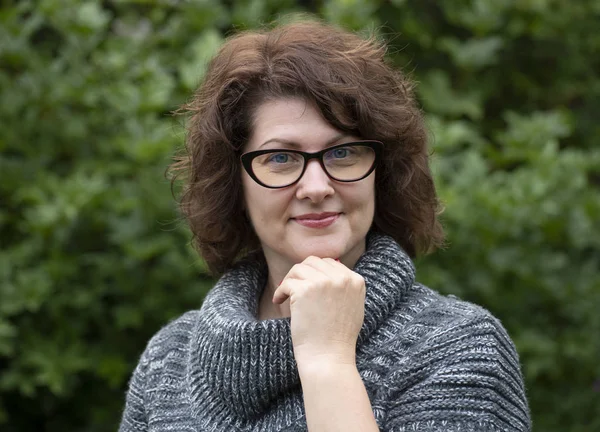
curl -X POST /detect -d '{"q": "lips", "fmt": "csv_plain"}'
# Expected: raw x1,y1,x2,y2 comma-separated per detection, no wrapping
292,212,341,228
294,212,340,220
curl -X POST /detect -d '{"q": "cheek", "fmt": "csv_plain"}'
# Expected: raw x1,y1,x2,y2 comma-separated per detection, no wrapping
351,183,376,225
242,181,290,223
244,188,265,220
347,182,375,211
241,175,261,217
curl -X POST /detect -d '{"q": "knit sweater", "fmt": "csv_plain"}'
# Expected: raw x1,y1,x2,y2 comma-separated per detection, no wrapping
119,233,531,432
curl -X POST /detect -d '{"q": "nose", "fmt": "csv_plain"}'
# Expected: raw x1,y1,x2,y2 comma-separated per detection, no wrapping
295,159,335,203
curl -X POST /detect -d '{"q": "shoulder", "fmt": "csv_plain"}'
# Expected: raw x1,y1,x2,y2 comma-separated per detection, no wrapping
397,283,515,348
134,310,201,377
390,283,524,382
144,309,200,358
381,285,531,431
120,310,201,430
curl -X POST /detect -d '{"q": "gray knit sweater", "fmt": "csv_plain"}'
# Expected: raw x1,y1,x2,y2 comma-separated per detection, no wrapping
119,233,531,431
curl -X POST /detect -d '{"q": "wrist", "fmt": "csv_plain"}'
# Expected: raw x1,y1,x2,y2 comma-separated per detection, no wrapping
296,353,357,380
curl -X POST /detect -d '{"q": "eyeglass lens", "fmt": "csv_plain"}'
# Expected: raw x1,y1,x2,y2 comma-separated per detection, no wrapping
250,144,376,187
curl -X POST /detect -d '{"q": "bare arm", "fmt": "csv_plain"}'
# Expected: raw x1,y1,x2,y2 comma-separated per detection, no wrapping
298,358,379,432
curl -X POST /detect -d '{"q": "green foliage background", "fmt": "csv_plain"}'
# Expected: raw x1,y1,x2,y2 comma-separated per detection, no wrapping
1,0,599,430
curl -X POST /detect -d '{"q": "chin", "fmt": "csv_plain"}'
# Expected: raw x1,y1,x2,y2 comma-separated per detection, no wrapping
292,236,346,261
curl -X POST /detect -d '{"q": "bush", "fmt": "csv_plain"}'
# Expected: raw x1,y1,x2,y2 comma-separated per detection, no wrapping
1,0,598,430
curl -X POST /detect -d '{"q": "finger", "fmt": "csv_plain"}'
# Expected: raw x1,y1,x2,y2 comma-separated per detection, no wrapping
272,278,307,304
286,260,329,282
301,255,339,275
302,255,346,278
309,256,365,295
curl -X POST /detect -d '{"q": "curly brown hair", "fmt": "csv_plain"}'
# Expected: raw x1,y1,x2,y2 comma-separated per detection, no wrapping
170,17,445,276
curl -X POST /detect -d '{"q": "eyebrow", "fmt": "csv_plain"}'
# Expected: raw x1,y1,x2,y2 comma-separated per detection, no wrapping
258,133,349,150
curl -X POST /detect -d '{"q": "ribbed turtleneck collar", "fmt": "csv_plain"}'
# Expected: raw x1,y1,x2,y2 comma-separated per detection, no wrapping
190,233,415,421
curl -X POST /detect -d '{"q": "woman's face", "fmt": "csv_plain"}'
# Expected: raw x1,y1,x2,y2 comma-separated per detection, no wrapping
241,98,376,268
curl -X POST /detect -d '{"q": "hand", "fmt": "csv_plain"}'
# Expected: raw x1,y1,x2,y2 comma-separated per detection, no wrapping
272,256,366,368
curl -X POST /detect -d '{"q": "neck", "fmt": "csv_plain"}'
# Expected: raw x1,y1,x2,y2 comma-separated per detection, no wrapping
258,266,292,320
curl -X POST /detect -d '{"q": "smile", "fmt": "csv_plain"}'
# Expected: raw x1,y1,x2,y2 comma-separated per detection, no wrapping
292,213,341,228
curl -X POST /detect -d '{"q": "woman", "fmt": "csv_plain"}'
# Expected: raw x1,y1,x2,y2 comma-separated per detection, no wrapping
119,19,531,432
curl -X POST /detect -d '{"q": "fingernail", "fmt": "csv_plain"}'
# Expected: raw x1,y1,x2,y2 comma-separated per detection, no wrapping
335,258,340,262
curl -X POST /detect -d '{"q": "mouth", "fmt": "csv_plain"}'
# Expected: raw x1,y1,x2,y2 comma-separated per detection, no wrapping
292,212,341,228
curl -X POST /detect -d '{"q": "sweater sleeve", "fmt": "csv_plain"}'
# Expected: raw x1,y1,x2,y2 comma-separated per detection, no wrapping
383,311,531,432
118,348,151,432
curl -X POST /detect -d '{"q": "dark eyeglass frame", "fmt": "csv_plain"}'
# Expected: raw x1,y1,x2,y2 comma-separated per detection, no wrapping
240,140,384,189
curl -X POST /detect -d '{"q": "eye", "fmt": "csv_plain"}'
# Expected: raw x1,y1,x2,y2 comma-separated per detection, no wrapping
268,153,290,163
332,148,350,158
326,146,356,160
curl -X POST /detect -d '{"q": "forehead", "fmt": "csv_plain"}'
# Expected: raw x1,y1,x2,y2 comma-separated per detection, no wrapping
246,98,349,152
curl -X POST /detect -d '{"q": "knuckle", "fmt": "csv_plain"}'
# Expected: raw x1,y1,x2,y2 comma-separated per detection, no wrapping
289,263,303,275
352,273,365,288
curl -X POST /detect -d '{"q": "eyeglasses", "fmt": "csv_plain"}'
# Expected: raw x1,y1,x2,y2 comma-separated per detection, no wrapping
240,140,383,189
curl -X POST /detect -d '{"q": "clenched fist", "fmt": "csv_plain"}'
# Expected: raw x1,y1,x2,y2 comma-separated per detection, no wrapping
273,256,366,368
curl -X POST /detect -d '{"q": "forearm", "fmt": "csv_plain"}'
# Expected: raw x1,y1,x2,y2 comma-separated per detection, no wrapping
298,361,379,432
